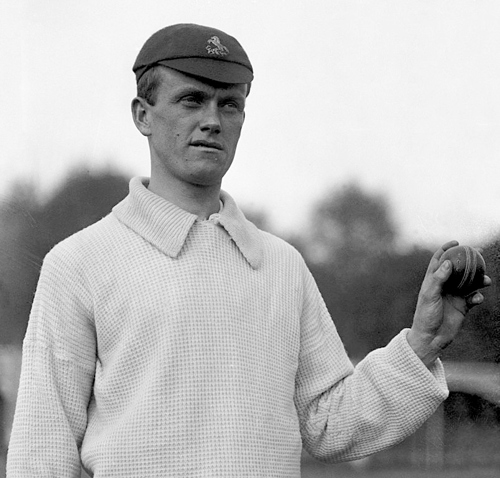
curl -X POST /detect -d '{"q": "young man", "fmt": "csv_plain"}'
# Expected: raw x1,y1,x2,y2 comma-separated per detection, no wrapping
7,23,489,477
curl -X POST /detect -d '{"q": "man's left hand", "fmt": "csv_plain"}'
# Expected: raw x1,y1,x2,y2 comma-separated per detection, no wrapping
407,240,491,367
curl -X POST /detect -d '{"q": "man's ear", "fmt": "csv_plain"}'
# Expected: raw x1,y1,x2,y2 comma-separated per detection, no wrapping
131,97,152,136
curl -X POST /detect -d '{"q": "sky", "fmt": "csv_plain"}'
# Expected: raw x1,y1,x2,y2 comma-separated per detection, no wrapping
1,0,499,248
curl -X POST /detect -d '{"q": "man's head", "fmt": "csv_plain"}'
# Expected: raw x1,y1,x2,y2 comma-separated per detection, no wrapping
131,24,252,191
133,23,253,105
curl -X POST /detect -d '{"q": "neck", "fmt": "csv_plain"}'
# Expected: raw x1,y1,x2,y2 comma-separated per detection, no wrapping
148,175,221,220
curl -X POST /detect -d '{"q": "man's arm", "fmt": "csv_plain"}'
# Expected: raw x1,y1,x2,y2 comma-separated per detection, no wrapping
295,241,490,463
6,246,96,478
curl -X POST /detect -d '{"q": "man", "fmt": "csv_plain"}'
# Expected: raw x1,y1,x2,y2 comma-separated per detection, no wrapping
7,23,490,477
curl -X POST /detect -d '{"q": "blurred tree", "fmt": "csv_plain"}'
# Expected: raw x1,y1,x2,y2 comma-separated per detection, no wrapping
0,182,41,345
0,168,130,345
34,167,130,253
305,183,397,275
304,181,499,360
302,182,434,358
309,245,433,358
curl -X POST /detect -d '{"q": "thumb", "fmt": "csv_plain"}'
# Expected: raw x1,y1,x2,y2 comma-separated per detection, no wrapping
434,259,452,287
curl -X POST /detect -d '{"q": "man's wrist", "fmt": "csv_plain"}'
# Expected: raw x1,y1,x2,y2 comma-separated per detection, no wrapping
406,328,442,368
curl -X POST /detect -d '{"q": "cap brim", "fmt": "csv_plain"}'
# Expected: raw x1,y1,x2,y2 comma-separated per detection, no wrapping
156,57,253,84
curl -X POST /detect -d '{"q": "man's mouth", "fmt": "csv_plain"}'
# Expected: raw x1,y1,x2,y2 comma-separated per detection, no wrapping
191,140,223,151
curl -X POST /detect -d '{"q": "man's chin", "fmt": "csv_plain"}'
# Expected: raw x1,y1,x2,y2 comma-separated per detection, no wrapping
187,169,227,188
187,158,233,184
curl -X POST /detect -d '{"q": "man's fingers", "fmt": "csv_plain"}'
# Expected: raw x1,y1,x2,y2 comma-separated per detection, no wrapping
441,240,460,252
427,240,459,273
467,291,485,306
433,258,453,284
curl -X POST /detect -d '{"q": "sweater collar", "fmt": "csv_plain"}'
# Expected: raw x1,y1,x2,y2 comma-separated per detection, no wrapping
112,177,263,269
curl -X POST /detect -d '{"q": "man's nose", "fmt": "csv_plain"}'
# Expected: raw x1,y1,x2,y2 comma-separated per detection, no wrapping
199,102,221,134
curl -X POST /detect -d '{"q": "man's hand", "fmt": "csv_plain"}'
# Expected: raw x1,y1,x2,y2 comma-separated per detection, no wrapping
407,240,491,367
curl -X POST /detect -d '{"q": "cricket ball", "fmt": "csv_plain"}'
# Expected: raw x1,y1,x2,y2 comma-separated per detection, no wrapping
439,245,486,296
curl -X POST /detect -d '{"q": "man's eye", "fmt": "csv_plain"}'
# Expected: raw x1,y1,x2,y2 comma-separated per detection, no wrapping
222,101,243,111
181,95,202,106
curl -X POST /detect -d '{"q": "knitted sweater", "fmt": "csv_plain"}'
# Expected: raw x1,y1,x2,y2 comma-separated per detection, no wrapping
7,177,448,477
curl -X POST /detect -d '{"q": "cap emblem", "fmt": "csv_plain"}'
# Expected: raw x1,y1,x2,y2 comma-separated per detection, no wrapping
206,36,229,56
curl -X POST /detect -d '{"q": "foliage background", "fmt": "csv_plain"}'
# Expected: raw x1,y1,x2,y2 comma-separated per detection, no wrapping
0,169,498,476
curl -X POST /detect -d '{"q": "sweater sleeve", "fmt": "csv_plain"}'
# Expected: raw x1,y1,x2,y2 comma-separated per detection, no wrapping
7,245,97,477
294,265,448,463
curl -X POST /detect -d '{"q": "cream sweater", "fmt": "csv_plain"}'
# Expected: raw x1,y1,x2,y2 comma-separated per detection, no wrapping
7,177,448,477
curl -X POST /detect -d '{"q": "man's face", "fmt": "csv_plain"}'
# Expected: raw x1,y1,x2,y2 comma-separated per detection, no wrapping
143,67,247,188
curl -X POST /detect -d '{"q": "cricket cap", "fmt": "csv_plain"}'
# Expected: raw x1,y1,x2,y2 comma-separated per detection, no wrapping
133,23,254,84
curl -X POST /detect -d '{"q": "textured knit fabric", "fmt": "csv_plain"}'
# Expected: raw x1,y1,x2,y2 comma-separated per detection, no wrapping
7,177,448,477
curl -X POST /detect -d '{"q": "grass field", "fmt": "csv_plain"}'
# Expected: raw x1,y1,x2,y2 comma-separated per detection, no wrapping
301,462,500,478
80,464,500,478
82,464,500,477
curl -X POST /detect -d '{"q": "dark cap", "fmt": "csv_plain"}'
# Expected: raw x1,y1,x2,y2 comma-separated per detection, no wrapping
133,23,253,84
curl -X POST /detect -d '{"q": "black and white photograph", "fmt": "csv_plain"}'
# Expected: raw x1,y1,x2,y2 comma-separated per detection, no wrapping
1,1,499,477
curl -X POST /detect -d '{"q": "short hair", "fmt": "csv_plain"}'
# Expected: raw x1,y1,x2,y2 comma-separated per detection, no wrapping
136,65,252,106
136,65,164,106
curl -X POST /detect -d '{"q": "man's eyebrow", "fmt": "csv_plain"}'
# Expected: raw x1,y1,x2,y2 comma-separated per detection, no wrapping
172,85,245,103
173,86,209,98
218,85,247,101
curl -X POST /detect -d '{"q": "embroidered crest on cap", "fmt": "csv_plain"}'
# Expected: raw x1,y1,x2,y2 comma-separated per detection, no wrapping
206,36,229,56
